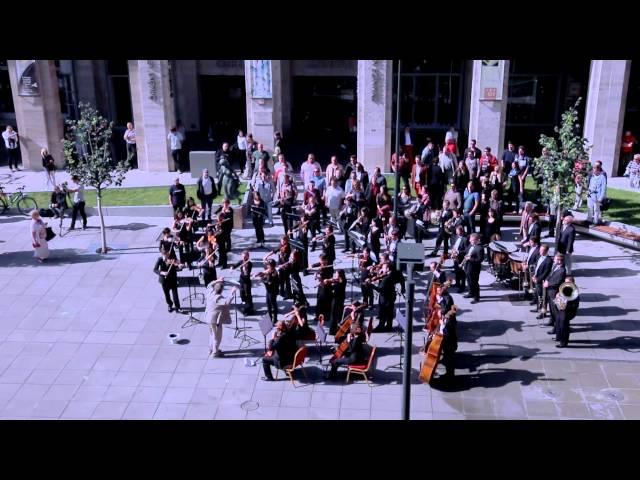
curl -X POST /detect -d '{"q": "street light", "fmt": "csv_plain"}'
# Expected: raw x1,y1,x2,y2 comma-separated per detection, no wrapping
393,59,402,221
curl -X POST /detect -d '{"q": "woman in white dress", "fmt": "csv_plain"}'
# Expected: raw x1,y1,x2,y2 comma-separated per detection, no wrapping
30,210,49,262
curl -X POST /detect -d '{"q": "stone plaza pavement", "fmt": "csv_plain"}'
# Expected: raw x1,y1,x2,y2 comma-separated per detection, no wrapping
1,212,640,420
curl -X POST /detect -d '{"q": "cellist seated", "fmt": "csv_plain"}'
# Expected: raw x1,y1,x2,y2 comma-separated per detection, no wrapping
327,323,367,380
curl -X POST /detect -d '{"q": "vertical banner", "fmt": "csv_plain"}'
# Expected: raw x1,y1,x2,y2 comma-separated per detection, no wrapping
16,60,40,96
250,60,272,99
480,60,505,101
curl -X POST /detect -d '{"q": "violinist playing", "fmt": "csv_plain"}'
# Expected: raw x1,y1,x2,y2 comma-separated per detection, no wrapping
231,250,254,315
153,247,184,313
359,247,374,307
284,302,314,340
215,198,234,255
256,259,280,324
288,249,308,306
328,270,348,336
369,262,396,332
310,253,333,324
321,224,336,265
327,322,367,380
159,228,177,259
261,321,297,382
265,235,292,299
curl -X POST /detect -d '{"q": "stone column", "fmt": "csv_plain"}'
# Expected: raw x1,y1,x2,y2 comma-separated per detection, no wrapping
468,60,510,155
245,60,286,151
271,60,291,136
174,60,200,131
357,60,393,172
128,60,176,171
583,60,631,177
7,60,64,170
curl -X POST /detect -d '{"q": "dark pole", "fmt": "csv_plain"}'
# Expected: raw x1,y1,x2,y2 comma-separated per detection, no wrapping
393,59,402,221
402,264,414,421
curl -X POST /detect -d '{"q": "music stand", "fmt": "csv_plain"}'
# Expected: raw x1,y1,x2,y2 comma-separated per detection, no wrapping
181,276,208,329
385,307,407,370
182,266,205,306
258,314,275,354
228,281,260,348
313,322,327,365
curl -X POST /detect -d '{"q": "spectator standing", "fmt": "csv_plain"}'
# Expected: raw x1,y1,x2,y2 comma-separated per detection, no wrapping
2,125,20,171
169,177,186,213
620,130,637,176
123,122,137,167
41,147,56,187
168,127,185,173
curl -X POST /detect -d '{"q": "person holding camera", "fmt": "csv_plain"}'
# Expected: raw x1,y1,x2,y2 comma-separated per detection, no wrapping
41,148,56,187
66,175,87,230
2,126,20,172
49,184,68,218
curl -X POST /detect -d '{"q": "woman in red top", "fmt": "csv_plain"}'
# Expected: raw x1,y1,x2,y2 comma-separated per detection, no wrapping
620,130,637,175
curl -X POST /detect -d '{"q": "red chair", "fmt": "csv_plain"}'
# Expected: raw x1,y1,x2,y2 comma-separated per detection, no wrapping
346,345,377,386
276,346,308,387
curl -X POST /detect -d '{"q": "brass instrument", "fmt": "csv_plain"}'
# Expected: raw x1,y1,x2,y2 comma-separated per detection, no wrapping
554,281,579,311
444,216,456,235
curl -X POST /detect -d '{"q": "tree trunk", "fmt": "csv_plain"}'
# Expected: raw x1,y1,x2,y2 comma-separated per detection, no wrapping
97,192,108,254
554,204,562,253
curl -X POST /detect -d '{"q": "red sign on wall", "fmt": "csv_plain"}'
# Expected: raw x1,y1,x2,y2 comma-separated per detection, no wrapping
483,87,497,100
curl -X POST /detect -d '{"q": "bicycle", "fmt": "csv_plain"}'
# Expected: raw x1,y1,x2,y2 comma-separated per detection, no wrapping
0,184,38,216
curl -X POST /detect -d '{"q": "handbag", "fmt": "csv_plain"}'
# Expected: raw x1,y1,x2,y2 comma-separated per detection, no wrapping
600,197,611,211
45,226,56,241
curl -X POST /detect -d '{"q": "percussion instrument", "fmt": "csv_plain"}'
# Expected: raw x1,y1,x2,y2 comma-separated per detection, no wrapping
489,241,518,254
509,252,527,275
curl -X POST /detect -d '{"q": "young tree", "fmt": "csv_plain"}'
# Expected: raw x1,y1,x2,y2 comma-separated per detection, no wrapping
62,103,131,254
533,98,591,252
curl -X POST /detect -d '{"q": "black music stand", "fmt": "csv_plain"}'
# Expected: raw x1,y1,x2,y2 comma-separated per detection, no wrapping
314,322,328,365
258,314,275,354
228,282,260,348
385,307,407,370
181,276,207,329
182,266,205,306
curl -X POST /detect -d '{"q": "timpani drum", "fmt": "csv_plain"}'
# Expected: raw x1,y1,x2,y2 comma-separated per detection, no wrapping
489,241,518,254
509,252,528,275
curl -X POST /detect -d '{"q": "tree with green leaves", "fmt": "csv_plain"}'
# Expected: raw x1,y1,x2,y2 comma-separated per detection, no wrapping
533,98,591,252
62,103,131,254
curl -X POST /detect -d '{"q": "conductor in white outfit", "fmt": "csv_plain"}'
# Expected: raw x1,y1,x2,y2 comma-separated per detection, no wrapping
204,281,237,358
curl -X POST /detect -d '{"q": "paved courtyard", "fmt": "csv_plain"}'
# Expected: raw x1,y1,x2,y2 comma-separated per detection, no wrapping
1,211,640,420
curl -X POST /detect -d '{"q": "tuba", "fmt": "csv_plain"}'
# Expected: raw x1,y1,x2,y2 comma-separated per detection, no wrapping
554,281,579,311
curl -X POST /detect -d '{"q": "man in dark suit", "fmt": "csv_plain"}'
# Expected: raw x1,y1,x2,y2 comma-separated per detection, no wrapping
531,244,553,310
463,233,484,303
371,262,397,332
262,321,297,381
196,169,217,221
428,261,447,285
519,213,541,249
451,225,469,293
438,282,458,378
428,156,445,210
154,249,183,313
542,253,567,326
553,276,580,347
429,200,453,257
557,215,576,275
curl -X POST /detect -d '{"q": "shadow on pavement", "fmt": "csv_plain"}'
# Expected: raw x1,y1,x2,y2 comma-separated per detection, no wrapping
571,267,638,278
577,306,638,317
107,223,157,231
0,248,116,267
565,336,640,352
430,368,563,393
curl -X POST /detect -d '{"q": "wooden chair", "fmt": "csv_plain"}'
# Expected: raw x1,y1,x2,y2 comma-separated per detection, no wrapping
275,346,309,387
346,345,377,386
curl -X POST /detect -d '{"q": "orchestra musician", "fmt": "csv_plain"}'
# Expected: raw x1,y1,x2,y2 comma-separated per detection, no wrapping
288,217,310,273
429,199,453,257
266,235,292,299
438,283,458,378
348,207,370,254
328,270,348,336
339,196,358,253
257,259,280,324
327,322,367,380
428,261,447,284
310,253,334,324
287,249,308,306
231,250,255,315
413,192,431,244
172,210,193,266
153,248,184,313
552,276,580,348
530,243,552,313
319,224,336,264
359,247,374,307
159,228,177,260
519,212,541,249
542,253,566,327
280,174,298,234
370,262,396,332
250,191,267,248
451,225,469,293
284,302,314,340
335,301,366,343
197,243,218,287
215,198,234,254
463,233,484,304
261,321,297,381
368,216,383,263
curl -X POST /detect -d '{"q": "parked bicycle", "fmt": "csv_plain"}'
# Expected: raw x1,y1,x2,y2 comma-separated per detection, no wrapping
0,184,38,215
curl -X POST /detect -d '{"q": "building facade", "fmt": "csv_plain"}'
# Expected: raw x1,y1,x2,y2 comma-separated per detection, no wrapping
0,59,636,177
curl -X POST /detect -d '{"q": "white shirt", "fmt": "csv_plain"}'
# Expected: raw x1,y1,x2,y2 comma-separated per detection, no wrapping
300,161,321,188
535,255,547,274
202,176,214,196
70,182,85,203
167,132,184,150
237,135,247,150
124,129,136,144
453,237,462,252
404,132,412,145
2,130,18,149
445,130,458,143
325,186,345,210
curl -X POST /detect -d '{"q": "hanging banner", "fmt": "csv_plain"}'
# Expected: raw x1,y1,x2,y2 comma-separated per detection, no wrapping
480,60,505,101
16,60,40,96
250,60,272,99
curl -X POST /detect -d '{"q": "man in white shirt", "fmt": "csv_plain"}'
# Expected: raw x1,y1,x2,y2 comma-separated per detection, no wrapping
300,153,322,188
67,175,87,230
168,127,185,173
324,178,345,226
254,171,275,226
197,169,216,221
326,155,344,183
123,122,137,167
2,125,20,171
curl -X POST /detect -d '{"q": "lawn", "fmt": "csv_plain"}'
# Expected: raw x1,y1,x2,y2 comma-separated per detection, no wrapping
28,183,248,210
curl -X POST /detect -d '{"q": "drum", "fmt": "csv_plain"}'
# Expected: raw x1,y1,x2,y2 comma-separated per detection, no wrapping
489,241,518,254
509,252,527,275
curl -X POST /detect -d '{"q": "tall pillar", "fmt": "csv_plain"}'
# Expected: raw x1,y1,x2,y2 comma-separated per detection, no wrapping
357,60,393,172
272,60,291,136
128,60,176,171
245,60,287,151
7,60,64,170
174,60,200,131
583,60,631,177
468,60,510,154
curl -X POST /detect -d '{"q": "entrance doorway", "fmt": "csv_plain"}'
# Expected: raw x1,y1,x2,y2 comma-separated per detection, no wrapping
199,75,247,148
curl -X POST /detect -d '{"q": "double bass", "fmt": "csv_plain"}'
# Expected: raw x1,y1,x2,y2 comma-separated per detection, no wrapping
419,305,457,384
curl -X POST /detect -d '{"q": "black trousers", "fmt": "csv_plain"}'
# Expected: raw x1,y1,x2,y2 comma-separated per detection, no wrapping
466,269,480,300
290,271,307,305
555,309,570,345
201,195,214,220
253,216,265,243
162,282,180,309
279,270,292,298
126,143,137,167
240,277,254,312
548,214,557,236
71,201,87,228
330,353,359,375
282,204,294,233
441,342,457,376
266,291,278,323
455,262,465,291
262,352,282,380
7,148,19,169
361,283,374,308
433,231,450,255
378,300,395,329
171,149,182,171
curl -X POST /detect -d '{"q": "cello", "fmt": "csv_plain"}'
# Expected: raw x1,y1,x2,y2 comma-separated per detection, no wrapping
419,305,457,383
